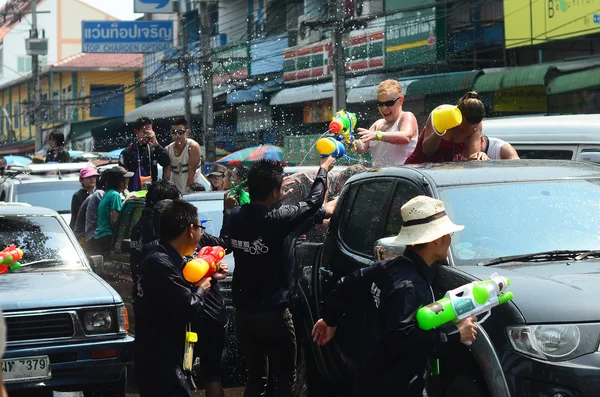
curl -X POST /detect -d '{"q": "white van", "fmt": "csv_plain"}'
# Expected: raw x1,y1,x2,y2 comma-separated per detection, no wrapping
482,114,600,162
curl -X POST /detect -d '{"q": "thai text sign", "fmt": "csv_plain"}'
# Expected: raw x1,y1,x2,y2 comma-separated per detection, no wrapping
82,21,174,53
504,0,600,49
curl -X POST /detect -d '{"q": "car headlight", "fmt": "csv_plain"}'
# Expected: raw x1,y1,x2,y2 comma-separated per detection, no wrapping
83,310,113,333
507,325,581,360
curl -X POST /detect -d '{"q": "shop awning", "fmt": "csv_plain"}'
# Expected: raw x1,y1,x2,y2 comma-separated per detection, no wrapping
70,117,122,141
473,71,505,93
226,78,284,105
0,139,35,155
269,78,362,106
502,64,557,89
405,70,482,97
346,73,415,104
547,67,600,95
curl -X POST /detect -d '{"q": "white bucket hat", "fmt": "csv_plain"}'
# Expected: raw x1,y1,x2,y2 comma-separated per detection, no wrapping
392,195,464,246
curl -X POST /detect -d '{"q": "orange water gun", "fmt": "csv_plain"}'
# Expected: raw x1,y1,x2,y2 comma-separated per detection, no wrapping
182,246,226,283
0,245,24,275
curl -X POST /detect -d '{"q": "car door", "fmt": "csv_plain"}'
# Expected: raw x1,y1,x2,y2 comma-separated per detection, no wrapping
312,176,424,386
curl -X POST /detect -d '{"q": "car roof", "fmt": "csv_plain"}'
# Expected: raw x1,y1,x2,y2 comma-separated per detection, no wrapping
349,160,600,187
482,114,600,144
7,175,81,184
284,165,348,175
0,203,60,216
182,191,226,201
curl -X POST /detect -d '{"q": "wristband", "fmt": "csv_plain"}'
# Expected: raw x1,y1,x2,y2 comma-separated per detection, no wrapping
376,131,384,141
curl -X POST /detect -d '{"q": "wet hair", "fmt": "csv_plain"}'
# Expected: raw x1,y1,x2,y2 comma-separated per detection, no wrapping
145,180,181,208
133,117,152,131
189,182,206,192
457,91,485,125
376,79,403,99
171,117,187,128
97,170,109,190
247,160,284,201
337,165,367,188
104,173,123,191
159,199,199,241
49,131,65,146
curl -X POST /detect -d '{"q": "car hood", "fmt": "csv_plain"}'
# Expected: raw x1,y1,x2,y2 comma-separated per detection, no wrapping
0,270,117,312
462,260,600,323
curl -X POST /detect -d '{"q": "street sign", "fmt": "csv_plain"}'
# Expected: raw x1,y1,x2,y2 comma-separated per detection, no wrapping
134,0,174,14
82,21,174,53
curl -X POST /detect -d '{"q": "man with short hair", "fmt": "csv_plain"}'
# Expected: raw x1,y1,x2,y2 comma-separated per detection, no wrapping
312,195,478,397
119,117,171,192
134,200,223,397
162,118,202,193
470,134,520,160
221,156,335,397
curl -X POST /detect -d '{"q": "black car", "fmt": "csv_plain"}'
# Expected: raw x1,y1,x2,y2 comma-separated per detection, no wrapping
290,160,600,397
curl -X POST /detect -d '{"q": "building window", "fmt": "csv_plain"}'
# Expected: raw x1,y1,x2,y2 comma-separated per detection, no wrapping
17,56,48,73
90,85,125,118
13,102,19,130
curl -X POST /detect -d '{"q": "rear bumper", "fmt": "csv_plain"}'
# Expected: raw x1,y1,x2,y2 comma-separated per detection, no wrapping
4,335,134,391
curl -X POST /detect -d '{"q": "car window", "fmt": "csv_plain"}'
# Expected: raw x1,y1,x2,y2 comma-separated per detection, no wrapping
0,216,84,271
14,181,81,213
385,182,421,238
440,179,600,265
115,199,144,251
341,181,394,256
516,149,573,160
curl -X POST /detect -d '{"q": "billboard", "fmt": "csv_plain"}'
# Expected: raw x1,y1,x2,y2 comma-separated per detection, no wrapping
504,0,600,49
82,21,174,53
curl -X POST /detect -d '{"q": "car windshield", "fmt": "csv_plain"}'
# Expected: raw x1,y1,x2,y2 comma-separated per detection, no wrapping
0,215,84,271
439,179,600,266
14,181,81,213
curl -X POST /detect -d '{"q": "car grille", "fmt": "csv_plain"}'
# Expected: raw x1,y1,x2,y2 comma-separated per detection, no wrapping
6,313,75,342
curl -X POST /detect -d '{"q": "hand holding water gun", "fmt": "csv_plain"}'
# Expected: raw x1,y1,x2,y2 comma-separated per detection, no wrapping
329,110,357,145
228,180,250,206
416,273,513,345
0,245,24,275
182,246,227,284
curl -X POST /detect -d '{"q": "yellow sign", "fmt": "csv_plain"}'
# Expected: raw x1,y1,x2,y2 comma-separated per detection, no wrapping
504,0,600,49
493,86,548,113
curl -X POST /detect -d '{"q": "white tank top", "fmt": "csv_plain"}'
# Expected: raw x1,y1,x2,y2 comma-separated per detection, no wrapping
369,115,417,168
487,137,508,160
167,139,201,193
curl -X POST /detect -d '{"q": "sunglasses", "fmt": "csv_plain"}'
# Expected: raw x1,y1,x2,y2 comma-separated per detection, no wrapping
376,97,401,108
171,129,186,135
191,224,206,231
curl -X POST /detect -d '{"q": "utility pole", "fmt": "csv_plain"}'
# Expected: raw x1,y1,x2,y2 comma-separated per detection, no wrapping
199,0,215,163
331,0,346,111
31,0,43,152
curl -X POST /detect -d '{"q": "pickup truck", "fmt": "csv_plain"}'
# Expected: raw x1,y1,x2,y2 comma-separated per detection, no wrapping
292,160,600,397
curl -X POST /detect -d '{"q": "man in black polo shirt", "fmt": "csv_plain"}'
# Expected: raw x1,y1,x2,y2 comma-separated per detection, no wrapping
220,156,335,397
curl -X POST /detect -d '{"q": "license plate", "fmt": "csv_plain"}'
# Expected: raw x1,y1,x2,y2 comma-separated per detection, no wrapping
1,356,51,383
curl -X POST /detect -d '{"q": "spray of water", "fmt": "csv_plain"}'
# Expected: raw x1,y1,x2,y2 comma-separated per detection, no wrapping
298,129,332,166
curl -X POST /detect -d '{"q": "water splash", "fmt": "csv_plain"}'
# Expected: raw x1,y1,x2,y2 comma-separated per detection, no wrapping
298,129,331,166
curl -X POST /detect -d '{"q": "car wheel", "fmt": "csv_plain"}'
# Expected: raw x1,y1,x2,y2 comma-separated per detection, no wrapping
444,375,485,397
83,374,126,397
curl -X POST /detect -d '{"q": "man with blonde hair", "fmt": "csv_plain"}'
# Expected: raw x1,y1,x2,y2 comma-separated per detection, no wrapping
354,79,419,167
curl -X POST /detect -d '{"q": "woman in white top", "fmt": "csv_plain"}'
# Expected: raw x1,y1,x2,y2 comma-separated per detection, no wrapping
162,118,202,193
354,79,419,167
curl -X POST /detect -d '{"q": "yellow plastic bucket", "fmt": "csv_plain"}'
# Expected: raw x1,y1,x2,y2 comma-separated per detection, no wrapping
432,106,463,135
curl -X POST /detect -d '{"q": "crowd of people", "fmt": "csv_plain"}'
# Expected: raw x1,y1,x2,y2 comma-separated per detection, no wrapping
37,84,518,397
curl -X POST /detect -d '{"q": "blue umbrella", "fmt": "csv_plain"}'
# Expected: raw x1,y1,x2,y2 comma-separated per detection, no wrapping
4,155,32,166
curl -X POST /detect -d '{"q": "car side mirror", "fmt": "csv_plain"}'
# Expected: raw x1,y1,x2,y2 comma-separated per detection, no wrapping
121,239,132,252
577,151,600,163
374,237,405,261
89,255,104,272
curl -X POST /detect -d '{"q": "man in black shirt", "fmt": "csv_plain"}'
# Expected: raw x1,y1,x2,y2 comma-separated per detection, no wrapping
119,117,170,192
134,200,220,397
312,195,478,397
220,156,335,397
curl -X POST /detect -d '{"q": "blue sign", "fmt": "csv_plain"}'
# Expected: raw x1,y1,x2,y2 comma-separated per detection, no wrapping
134,0,174,13
82,21,174,53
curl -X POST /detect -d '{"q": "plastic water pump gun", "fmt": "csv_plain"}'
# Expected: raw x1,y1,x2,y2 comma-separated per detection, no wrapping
182,246,226,283
315,137,347,159
0,245,24,275
228,180,250,205
329,110,357,145
416,273,514,332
